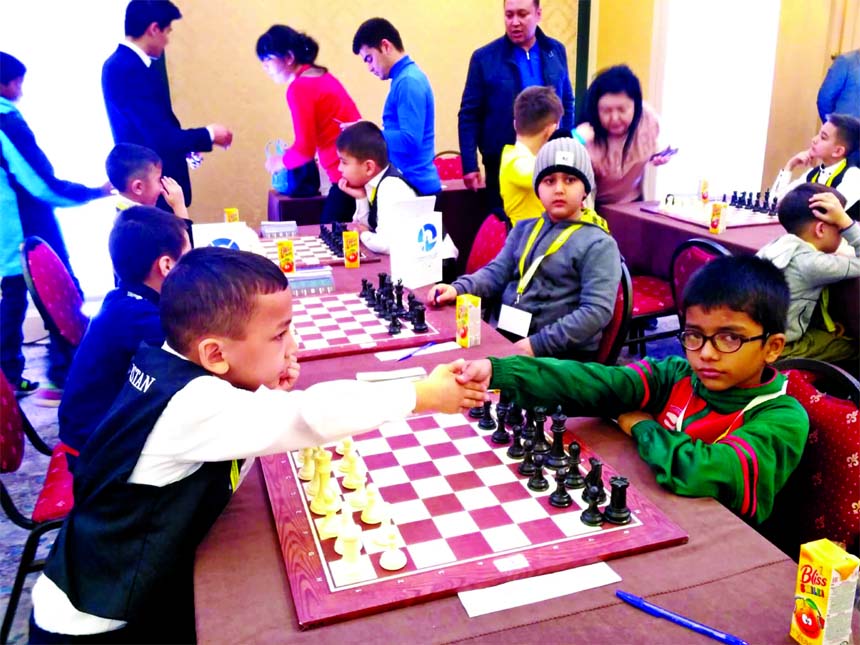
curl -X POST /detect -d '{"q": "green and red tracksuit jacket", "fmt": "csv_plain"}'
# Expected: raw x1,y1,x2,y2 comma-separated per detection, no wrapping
489,355,808,523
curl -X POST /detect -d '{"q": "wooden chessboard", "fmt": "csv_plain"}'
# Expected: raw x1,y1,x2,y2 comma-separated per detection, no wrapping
261,406,688,628
261,236,381,268
641,203,778,228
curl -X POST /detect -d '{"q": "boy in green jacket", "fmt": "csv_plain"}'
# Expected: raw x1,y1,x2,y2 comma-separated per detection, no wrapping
458,255,809,524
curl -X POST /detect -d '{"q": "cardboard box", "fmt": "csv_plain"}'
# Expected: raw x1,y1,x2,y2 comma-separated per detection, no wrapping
343,230,360,268
277,239,295,274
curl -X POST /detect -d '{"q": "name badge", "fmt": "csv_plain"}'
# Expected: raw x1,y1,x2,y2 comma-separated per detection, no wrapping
497,304,532,338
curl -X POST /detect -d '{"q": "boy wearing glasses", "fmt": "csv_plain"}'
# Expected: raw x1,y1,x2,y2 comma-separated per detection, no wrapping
457,255,808,524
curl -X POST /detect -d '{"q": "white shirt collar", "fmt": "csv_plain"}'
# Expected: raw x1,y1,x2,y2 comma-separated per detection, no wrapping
818,160,845,176
365,165,390,197
121,40,153,68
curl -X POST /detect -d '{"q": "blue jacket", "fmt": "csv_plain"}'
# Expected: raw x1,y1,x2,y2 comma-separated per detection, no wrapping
458,28,574,174
817,50,860,121
59,282,164,452
382,56,441,195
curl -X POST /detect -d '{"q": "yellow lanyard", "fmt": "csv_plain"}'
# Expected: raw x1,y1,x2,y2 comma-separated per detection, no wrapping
516,209,609,301
810,159,847,186
229,459,240,491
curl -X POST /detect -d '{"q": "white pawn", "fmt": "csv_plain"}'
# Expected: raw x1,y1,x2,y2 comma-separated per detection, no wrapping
373,513,397,548
334,510,358,556
379,542,407,571
360,484,384,524
298,447,315,481
349,478,369,510
342,460,366,491
336,436,354,456
338,448,356,474
338,522,363,567
318,505,340,540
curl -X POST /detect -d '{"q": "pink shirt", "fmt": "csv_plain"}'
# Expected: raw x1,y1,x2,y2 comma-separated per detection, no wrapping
587,104,660,206
282,72,361,183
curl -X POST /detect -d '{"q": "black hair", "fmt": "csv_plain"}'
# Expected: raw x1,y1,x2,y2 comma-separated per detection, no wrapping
124,0,182,38
682,256,790,335
256,25,320,66
514,86,564,136
336,121,388,168
352,18,404,55
109,206,187,285
0,52,26,84
777,182,847,234
826,113,860,159
161,247,289,354
580,65,643,163
105,143,162,191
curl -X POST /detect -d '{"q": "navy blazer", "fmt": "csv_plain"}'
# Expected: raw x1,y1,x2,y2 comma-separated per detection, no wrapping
458,28,574,175
101,45,212,206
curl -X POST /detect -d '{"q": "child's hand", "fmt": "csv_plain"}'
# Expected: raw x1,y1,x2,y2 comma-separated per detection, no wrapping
265,154,285,174
337,177,366,200
160,177,188,217
414,360,487,413
454,359,493,391
616,411,654,436
278,355,301,391
513,338,534,356
426,284,457,306
785,150,812,171
349,221,370,233
809,192,853,230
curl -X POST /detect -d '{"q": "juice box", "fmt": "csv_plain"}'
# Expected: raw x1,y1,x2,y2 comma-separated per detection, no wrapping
456,294,481,348
698,179,709,202
276,239,295,275
790,538,859,645
709,202,727,234
223,207,240,222
343,230,360,268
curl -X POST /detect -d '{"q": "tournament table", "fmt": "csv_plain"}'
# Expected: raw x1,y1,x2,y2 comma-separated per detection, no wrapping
193,252,806,644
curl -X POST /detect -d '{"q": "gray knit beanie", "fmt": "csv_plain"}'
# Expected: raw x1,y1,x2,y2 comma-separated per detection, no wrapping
533,137,594,195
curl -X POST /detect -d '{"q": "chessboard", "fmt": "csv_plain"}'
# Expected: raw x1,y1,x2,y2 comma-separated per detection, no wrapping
642,191,780,229
292,284,453,362
261,236,380,268
260,400,688,628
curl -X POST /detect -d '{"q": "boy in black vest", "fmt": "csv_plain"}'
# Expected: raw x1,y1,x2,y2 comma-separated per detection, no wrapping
771,113,860,220
30,247,485,643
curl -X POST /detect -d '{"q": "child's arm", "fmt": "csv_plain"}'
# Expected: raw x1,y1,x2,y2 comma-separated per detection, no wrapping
770,150,812,199
160,177,189,219
446,226,523,301
629,397,808,524
795,194,860,283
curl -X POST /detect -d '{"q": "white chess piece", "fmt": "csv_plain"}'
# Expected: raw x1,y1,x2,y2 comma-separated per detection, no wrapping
308,449,330,497
336,436,353,456
318,505,340,540
298,447,315,481
373,512,397,548
338,523,363,567
310,457,336,515
379,543,407,571
342,460,366,491
349,479,369,510
360,484,384,524
334,510,357,556
338,448,356,474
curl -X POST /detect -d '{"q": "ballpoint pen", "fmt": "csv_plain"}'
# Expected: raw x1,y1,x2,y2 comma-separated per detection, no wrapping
433,288,441,307
615,590,749,645
396,341,437,362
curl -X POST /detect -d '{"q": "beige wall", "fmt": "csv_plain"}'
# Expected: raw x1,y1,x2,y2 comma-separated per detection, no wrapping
166,1,578,227
594,0,655,99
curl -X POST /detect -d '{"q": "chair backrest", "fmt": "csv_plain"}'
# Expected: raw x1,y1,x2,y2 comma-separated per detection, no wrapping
433,150,464,181
20,236,89,347
595,262,633,365
465,212,509,274
0,371,26,474
669,238,732,320
758,359,860,558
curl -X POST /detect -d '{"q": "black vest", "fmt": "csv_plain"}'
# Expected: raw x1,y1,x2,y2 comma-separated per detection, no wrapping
368,165,419,230
45,346,235,626
805,163,859,220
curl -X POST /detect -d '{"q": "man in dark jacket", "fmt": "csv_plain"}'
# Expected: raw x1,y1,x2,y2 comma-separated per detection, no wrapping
101,0,232,210
458,0,574,209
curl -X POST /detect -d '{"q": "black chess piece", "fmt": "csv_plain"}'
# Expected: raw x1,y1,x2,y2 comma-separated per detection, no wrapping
507,403,523,429
381,297,394,321
531,406,551,457
373,289,385,314
745,192,753,209
518,438,537,476
521,407,536,443
406,292,418,320
468,404,484,419
393,281,406,317
527,453,549,492
583,457,607,504
411,303,429,333
545,406,568,470
506,423,525,459
730,190,738,207
770,197,778,216
604,476,632,525
579,486,604,526
549,468,573,508
477,400,496,430
359,278,371,299
378,272,388,291
387,315,402,336
491,400,510,444
564,441,585,489
496,392,511,424
366,287,377,308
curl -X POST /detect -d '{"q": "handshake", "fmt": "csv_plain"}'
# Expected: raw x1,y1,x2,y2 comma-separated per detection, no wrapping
413,359,494,414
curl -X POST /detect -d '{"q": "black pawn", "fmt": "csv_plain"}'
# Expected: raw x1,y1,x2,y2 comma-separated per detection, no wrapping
521,407,536,443
366,287,377,308
507,403,523,429
579,486,604,526
506,424,525,459
527,454,549,492
469,404,485,419
411,303,429,333
564,441,585,489
491,401,510,444
387,315,402,336
531,406,551,457
549,468,573,508
604,476,632,525
545,405,568,470
477,400,496,430
359,278,370,299
518,439,536,476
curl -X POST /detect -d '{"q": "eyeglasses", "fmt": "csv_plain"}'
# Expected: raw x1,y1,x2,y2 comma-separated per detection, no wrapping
677,330,768,354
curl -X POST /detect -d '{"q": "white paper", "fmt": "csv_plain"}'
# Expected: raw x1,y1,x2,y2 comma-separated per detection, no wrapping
374,341,462,362
389,197,444,289
354,367,427,382
497,304,532,338
458,562,621,618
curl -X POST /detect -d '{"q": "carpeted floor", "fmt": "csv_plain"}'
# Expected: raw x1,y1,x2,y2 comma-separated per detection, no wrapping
0,320,683,643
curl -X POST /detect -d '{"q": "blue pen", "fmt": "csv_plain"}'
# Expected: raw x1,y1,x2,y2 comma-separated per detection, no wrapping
615,590,749,645
433,288,441,307
397,341,436,362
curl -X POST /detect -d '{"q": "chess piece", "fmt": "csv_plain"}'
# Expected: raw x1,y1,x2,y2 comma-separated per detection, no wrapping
360,484,385,524
359,278,371,300
468,404,485,419
336,520,363,567
405,292,418,322
334,510,357,555
308,449,331,497
491,400,510,444
317,504,340,539
583,457,607,504
311,473,341,515
393,280,406,317
338,448,357,473
366,286,377,308
545,406,568,470
517,438,537,476
388,314,403,335
411,303,429,333
336,437,353,457
506,423,525,459
379,541,408,571
506,403,523,429
527,453,549,492
342,459,367,490
297,447,315,481
373,515,397,547
521,407,536,443
549,468,573,508
579,486,604,526
378,272,388,291
531,406,551,456
349,478,369,510
478,400,496,430
564,441,585,489
604,476,632,525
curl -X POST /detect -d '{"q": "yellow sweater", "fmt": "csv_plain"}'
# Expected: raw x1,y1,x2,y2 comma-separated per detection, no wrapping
499,141,544,226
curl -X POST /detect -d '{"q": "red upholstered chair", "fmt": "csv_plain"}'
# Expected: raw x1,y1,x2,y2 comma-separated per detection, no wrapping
0,371,76,643
20,236,89,347
595,262,633,366
758,359,860,560
669,238,732,326
465,211,510,275
433,150,464,181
